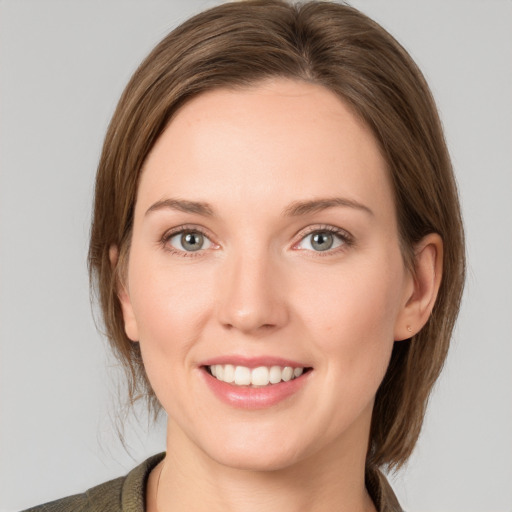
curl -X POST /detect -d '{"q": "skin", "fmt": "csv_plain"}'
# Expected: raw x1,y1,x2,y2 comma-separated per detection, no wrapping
116,79,442,512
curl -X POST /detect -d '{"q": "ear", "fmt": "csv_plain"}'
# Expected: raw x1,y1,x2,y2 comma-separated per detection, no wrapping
109,245,139,342
394,233,443,341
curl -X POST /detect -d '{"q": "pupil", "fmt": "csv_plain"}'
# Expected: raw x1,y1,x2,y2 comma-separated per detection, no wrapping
312,232,333,251
182,232,203,251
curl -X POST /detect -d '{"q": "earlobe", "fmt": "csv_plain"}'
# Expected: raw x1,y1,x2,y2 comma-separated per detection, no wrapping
109,245,139,342
109,245,119,267
394,233,443,341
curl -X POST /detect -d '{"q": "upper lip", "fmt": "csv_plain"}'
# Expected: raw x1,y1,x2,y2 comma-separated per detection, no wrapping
200,355,311,369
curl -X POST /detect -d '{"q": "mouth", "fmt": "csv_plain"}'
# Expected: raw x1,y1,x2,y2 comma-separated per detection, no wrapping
205,364,312,387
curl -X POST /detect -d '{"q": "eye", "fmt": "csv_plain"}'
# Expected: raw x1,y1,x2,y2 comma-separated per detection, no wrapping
166,230,213,253
295,228,349,253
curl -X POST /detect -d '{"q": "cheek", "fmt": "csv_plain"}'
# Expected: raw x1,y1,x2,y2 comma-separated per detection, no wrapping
126,253,219,414
126,251,215,362
294,252,405,368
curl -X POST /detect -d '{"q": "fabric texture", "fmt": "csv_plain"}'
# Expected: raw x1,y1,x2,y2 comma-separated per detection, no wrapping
22,453,403,512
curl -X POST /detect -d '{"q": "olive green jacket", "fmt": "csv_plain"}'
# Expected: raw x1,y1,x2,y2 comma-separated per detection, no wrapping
22,453,403,512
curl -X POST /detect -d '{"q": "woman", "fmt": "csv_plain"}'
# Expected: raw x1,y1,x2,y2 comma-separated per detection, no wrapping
24,1,464,511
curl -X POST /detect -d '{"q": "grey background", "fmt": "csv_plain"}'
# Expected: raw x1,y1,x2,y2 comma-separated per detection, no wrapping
1,1,511,511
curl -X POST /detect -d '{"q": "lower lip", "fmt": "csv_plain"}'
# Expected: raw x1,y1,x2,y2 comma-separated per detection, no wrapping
201,369,311,409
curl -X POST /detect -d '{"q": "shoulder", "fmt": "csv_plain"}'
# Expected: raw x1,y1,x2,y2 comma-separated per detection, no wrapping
21,453,165,512
21,492,90,512
20,476,123,512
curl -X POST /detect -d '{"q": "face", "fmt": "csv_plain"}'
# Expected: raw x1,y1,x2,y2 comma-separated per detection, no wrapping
119,79,414,471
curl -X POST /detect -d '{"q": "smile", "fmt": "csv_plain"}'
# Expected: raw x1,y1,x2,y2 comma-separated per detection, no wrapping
201,357,313,408
207,364,306,387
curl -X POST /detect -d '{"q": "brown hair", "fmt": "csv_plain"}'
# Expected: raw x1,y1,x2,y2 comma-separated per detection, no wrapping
88,0,465,470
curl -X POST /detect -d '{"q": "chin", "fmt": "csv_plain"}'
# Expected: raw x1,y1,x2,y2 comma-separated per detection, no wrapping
193,420,322,473
209,442,304,472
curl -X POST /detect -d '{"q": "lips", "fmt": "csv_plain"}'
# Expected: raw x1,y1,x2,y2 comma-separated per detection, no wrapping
200,357,312,409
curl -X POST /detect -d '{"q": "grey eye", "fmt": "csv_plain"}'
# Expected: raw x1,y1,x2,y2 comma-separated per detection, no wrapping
168,231,212,252
310,232,334,251
296,230,345,252
181,232,204,251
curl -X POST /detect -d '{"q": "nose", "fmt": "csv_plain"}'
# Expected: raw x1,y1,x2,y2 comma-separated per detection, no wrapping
216,250,289,335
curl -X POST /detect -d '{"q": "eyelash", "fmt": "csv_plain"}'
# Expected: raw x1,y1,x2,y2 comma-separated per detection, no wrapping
160,224,354,258
293,225,354,256
160,224,214,258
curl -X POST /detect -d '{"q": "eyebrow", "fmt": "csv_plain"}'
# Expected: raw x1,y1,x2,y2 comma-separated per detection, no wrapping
282,197,374,217
145,198,214,217
145,196,373,218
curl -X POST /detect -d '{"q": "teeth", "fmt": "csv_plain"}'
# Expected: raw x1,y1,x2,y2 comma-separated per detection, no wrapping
282,366,294,381
223,364,235,383
251,366,270,386
269,366,282,384
234,366,251,385
208,364,307,386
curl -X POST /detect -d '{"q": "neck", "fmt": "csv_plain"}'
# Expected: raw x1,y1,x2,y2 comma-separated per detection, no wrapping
151,419,376,512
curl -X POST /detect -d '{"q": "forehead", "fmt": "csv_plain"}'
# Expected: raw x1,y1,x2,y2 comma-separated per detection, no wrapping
137,79,393,218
